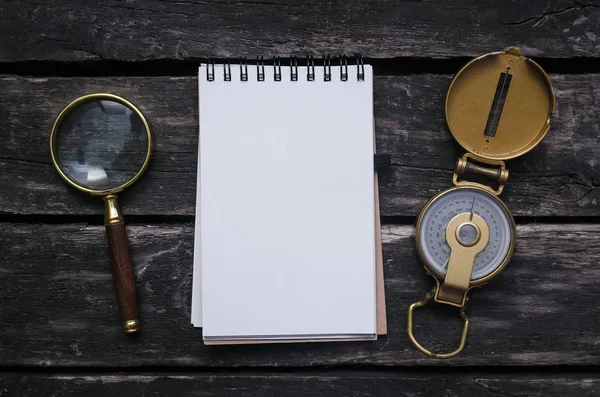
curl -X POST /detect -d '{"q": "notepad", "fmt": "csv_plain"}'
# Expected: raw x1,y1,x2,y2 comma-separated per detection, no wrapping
192,60,384,343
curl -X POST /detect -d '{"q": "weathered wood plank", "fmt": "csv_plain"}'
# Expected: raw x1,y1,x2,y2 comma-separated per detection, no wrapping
1,372,599,396
1,222,599,366
1,74,598,217
1,0,600,61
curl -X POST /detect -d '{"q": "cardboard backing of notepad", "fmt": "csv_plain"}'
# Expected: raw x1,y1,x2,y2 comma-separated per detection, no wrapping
205,174,387,345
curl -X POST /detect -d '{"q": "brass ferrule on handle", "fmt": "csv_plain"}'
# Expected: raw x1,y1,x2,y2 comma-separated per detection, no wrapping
123,319,140,333
104,194,124,225
407,288,469,359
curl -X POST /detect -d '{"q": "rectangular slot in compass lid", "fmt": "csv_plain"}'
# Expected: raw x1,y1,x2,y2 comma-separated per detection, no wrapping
483,71,513,138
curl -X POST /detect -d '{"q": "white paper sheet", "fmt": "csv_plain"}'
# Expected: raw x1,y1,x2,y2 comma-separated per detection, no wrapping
192,64,376,340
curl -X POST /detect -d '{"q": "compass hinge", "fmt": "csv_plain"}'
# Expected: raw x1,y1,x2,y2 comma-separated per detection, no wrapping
453,153,508,195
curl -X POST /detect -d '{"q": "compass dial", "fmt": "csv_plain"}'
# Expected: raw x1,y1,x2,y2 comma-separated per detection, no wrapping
417,187,515,281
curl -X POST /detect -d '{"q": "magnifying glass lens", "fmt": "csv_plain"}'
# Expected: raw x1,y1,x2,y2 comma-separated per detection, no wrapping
54,99,149,191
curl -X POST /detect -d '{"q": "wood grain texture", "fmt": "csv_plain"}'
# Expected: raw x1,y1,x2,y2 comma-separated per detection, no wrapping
105,221,139,325
1,0,600,61
1,74,599,218
1,372,599,396
2,222,599,367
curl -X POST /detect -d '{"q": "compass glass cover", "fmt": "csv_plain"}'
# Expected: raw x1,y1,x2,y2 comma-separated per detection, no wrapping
418,187,514,280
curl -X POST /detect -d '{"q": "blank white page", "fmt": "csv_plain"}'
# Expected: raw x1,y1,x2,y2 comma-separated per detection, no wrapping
195,63,376,339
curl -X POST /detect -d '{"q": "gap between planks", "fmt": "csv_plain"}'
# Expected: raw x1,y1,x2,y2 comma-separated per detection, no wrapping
5,214,600,226
0,57,599,78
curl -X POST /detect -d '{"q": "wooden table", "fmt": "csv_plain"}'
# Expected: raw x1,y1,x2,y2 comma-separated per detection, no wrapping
1,1,600,395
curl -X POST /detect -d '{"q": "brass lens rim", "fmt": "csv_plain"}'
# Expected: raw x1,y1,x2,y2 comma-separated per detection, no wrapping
50,93,153,196
445,48,556,161
414,186,517,287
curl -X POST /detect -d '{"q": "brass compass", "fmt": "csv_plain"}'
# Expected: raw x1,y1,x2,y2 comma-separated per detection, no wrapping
408,47,555,358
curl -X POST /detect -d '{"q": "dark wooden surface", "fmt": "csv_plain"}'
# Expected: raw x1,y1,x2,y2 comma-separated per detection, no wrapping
1,0,599,396
2,222,600,367
2,0,600,60
2,74,600,217
1,372,599,396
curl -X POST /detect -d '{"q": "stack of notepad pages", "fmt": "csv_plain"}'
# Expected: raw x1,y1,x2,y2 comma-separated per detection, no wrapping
191,61,387,344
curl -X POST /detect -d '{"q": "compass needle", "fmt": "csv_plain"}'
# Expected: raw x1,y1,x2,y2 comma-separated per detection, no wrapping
442,256,450,269
418,188,512,281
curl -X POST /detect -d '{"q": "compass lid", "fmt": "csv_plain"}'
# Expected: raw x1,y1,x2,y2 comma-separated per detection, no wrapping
445,47,556,161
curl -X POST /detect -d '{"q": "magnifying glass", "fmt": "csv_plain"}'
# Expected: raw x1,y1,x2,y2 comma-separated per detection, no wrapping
50,93,152,334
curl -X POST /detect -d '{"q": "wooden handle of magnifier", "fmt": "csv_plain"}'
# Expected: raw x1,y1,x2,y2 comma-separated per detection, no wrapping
104,195,140,334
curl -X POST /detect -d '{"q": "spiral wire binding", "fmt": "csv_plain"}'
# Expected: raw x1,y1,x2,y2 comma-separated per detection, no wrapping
323,55,331,82
356,54,365,81
274,57,282,81
307,55,315,81
340,55,348,81
205,55,364,82
224,60,231,81
240,57,248,81
207,59,215,82
257,56,265,81
290,57,298,81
